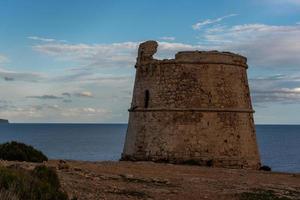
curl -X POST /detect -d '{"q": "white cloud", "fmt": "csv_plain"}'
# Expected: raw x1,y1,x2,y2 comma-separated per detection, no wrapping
192,14,237,30
0,68,45,82
61,107,110,117
28,36,56,42
31,25,300,70
28,36,66,43
199,23,300,68
32,42,138,68
40,22,288,71
159,36,176,41
252,87,300,103
26,27,300,118
31,40,206,67
81,76,133,85
74,91,94,98
0,105,44,119
0,54,8,64
250,74,300,104
0,104,111,122
47,104,60,110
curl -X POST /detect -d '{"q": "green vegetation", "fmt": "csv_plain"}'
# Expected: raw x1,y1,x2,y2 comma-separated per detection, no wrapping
0,165,68,200
0,142,71,199
0,141,48,163
259,165,272,171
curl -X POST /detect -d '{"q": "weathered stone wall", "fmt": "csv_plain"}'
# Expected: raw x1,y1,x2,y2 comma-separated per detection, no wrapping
122,41,261,169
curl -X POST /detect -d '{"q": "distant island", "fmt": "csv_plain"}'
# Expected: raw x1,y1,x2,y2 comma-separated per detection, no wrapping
0,119,9,124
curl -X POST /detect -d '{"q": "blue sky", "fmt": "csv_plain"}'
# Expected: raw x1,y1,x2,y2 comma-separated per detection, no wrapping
0,0,300,123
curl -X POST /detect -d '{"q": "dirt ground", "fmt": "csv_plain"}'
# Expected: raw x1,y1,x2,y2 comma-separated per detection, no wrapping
1,160,299,200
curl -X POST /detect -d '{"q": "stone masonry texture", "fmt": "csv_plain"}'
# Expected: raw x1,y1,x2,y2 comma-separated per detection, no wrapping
122,40,261,169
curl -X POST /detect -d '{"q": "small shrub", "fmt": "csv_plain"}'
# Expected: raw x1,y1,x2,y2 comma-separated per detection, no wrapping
181,159,200,165
259,165,272,171
31,165,61,189
0,141,48,163
0,165,68,200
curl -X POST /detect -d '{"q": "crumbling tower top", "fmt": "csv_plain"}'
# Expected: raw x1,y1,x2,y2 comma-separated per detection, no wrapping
136,40,158,67
136,40,247,68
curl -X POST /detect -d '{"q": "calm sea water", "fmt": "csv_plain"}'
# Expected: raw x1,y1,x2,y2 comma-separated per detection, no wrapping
0,124,299,173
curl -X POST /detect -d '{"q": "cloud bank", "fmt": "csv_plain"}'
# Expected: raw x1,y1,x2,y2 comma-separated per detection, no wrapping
3,13,300,122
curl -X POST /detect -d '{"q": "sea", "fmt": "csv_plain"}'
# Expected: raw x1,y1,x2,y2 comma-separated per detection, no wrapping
0,124,299,173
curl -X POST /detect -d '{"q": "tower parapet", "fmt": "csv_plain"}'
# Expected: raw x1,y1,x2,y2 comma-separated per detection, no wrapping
122,41,261,169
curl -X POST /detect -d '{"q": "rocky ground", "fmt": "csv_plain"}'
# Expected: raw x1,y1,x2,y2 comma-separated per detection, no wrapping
1,160,299,200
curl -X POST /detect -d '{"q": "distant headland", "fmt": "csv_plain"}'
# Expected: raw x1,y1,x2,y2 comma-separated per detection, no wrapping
0,119,9,124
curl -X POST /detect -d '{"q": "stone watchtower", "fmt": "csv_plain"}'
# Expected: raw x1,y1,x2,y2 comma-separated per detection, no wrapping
122,41,261,169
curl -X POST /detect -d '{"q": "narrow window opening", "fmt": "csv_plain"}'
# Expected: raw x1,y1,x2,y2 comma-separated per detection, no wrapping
144,90,150,108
